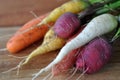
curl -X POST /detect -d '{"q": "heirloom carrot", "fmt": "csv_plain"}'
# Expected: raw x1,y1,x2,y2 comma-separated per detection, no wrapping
22,12,81,65
22,28,66,65
37,0,88,26
7,13,54,53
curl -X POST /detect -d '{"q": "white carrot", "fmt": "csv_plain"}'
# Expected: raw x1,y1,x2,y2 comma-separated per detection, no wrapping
32,13,118,80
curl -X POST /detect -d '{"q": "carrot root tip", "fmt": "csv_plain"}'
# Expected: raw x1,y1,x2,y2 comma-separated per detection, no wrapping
65,68,78,80
32,68,45,80
76,67,89,80
2,66,18,74
2,59,25,76
8,55,27,59
30,11,38,18
48,74,54,80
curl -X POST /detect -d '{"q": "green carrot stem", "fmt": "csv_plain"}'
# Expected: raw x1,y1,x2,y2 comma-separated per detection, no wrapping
111,27,120,42
111,15,120,42
78,0,117,19
96,1,120,15
88,0,116,4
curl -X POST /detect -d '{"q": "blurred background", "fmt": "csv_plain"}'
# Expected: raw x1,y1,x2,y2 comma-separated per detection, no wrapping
0,0,68,26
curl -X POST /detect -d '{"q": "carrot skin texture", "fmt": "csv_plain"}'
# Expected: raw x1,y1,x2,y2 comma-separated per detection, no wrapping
22,28,66,65
76,38,112,74
7,13,54,53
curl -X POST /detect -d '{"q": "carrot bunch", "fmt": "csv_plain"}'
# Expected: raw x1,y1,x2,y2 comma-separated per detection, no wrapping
3,0,120,80
6,0,89,53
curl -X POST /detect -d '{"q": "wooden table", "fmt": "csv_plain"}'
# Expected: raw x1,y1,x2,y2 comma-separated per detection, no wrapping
0,0,68,26
0,0,120,80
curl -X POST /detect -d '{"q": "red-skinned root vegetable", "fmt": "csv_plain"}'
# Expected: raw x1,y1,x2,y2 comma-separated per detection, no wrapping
66,37,112,80
53,12,81,39
22,12,81,65
51,25,85,77
76,37,112,74
32,13,117,80
67,37,112,80
52,48,79,76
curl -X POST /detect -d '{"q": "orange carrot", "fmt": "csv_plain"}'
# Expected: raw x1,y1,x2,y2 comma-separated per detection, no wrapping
7,13,54,53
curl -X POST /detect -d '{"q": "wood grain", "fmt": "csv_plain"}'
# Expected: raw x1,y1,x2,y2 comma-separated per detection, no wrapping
0,0,68,26
0,27,120,80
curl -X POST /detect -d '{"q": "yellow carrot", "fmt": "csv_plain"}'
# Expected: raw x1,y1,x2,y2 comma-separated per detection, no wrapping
22,28,66,65
38,0,89,25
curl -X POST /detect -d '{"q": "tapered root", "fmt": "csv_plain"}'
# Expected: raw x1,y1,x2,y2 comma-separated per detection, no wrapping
2,66,19,74
32,72,52,80
30,11,38,18
8,55,27,59
76,67,89,80
65,68,78,80
2,58,26,75
32,68,47,80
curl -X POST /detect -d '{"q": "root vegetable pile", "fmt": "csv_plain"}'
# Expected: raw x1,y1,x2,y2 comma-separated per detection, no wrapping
1,0,120,80
32,13,118,80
